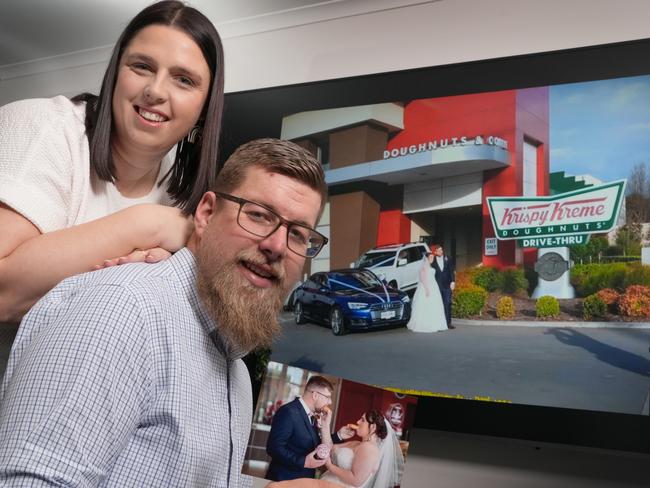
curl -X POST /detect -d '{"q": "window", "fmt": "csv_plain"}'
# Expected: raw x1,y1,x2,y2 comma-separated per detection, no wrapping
304,279,318,289
407,247,422,263
523,140,538,197
358,251,395,268
315,274,328,288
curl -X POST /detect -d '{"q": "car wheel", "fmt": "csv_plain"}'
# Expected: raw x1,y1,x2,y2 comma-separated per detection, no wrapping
330,307,347,336
294,301,306,325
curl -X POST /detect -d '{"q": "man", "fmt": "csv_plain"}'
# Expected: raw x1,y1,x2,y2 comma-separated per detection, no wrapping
431,244,456,329
265,376,353,481
0,139,328,487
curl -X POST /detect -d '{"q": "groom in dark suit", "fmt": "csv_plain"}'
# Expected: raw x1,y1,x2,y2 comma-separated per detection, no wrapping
431,244,456,329
265,376,353,481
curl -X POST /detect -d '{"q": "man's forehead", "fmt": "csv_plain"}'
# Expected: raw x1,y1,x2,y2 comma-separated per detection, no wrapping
235,168,322,225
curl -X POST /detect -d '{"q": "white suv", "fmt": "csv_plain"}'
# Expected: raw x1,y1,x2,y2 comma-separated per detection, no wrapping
353,243,430,293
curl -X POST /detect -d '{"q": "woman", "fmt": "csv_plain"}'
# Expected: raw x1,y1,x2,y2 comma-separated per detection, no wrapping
0,1,224,323
267,410,404,488
406,251,447,333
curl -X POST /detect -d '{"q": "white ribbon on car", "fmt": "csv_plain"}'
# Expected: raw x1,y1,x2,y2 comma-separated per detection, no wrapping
366,256,396,269
327,278,389,303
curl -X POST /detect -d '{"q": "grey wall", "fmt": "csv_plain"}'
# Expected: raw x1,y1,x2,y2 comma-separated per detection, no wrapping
250,429,649,487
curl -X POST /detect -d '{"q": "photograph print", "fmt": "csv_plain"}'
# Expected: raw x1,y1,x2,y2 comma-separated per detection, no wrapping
260,63,650,418
243,361,417,488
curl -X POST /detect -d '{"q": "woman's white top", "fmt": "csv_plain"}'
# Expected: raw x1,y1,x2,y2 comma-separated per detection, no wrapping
0,95,173,233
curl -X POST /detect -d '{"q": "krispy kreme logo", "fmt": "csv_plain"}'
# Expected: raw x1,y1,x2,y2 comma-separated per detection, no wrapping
487,180,625,240
501,197,606,227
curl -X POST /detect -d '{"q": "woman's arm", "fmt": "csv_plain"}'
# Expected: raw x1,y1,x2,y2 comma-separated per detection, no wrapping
0,203,192,323
324,442,377,487
332,440,360,450
319,408,334,446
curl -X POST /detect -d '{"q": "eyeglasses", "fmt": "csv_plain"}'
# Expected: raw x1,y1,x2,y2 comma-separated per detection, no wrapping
216,192,328,258
309,390,332,400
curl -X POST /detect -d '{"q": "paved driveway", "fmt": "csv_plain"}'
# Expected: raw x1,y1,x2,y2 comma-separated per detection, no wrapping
271,313,650,415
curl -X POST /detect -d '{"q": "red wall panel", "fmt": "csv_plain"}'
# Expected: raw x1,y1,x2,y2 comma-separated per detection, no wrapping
382,88,549,268
377,210,411,246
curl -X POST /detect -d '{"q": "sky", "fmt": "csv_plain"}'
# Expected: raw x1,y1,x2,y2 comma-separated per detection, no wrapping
549,74,650,184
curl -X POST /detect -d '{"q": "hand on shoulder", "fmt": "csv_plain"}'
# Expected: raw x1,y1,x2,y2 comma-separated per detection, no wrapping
94,247,172,269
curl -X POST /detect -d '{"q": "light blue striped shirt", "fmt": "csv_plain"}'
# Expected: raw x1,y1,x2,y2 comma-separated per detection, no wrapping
0,248,253,487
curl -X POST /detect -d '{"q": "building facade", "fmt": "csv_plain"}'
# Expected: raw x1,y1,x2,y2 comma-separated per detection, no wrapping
283,88,550,273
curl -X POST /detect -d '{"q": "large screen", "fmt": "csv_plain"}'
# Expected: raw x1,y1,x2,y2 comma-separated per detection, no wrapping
223,39,650,453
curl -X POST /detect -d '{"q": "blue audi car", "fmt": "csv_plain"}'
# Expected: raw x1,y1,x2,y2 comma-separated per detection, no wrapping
293,269,411,335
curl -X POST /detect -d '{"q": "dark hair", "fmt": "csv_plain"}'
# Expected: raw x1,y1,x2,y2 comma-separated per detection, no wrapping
365,409,388,440
72,0,224,214
213,138,328,217
305,375,334,392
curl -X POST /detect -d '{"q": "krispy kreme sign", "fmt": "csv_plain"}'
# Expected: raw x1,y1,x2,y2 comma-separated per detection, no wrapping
487,180,626,240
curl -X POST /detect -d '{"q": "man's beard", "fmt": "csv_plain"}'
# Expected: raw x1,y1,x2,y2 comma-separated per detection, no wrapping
196,243,290,352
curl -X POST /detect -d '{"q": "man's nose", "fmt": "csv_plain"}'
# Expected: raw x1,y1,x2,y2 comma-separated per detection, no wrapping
259,224,288,260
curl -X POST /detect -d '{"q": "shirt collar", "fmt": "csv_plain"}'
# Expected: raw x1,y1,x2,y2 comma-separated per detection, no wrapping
298,396,313,416
169,248,248,361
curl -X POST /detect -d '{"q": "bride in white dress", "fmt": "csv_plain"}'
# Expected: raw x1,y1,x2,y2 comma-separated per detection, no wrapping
406,253,448,333
267,410,404,488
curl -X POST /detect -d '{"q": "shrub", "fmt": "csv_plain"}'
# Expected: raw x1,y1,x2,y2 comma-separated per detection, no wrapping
570,265,591,295
536,295,560,319
618,285,650,317
455,269,476,290
496,296,515,320
570,263,628,297
452,285,488,318
592,263,628,294
622,263,650,289
570,262,650,297
461,266,528,296
596,288,620,312
596,288,620,306
582,294,607,320
501,268,528,294
473,267,503,292
524,267,538,296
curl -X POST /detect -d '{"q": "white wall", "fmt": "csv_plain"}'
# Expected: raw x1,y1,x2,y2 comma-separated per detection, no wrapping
398,430,650,488
2,0,650,105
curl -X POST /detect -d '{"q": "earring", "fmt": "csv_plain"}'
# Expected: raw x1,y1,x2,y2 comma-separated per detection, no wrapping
187,125,202,144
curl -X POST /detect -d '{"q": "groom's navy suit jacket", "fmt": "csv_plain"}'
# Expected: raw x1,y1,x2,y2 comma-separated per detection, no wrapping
265,398,322,481
432,256,455,290
432,255,455,325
